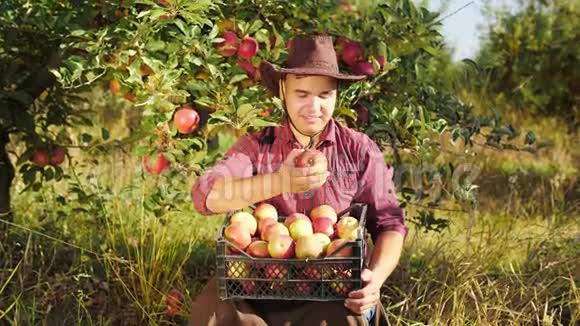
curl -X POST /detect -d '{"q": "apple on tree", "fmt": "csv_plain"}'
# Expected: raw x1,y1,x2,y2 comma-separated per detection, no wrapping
31,149,50,167
238,36,259,59
50,147,66,165
173,105,200,134
143,152,170,175
216,31,239,57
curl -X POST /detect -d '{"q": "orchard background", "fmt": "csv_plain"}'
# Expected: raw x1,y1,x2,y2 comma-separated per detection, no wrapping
0,0,578,324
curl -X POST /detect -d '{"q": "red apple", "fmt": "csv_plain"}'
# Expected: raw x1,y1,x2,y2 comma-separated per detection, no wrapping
109,79,121,95
312,217,335,238
295,234,323,259
284,213,310,228
326,239,353,257
254,203,278,221
173,105,200,134
123,92,136,103
158,0,169,6
354,104,369,126
335,37,350,52
341,41,363,66
246,240,269,258
267,234,295,259
216,31,238,57
265,263,287,290
238,36,259,59
31,149,50,167
262,222,289,242
289,219,313,240
336,216,359,240
296,281,312,295
294,149,328,174
303,264,323,279
309,204,338,224
377,55,385,68
143,152,170,174
353,60,374,76
50,147,66,165
238,59,257,79
224,222,252,252
230,211,257,236
258,218,277,237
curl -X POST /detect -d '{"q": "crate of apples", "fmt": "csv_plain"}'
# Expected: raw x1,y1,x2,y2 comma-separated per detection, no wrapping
215,202,369,301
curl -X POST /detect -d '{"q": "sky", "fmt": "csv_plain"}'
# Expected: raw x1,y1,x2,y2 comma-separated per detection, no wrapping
424,0,522,61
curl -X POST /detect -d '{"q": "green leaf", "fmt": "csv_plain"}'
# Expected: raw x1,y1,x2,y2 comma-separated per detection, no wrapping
101,128,110,141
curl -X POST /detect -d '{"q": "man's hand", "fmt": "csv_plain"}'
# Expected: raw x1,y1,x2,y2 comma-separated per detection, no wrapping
277,149,329,193
344,269,381,314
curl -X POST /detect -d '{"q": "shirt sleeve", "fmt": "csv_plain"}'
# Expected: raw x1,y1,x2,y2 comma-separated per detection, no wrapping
191,133,259,215
353,135,408,243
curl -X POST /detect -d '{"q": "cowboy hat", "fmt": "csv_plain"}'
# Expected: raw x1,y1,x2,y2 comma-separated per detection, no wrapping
259,34,366,97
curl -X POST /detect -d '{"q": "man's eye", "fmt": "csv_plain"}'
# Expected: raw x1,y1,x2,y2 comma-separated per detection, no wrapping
298,93,308,98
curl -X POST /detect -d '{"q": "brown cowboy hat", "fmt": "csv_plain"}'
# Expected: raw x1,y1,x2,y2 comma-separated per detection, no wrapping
259,34,366,97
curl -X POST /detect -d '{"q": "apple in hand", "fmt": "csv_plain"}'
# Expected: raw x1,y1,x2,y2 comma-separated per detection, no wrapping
336,216,359,240
295,234,324,259
310,204,337,224
284,213,309,228
294,149,328,173
230,211,257,236
289,219,313,240
254,203,278,221
225,223,252,252
267,234,295,259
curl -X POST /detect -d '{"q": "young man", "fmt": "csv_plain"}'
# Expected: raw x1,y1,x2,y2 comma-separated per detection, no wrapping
190,35,407,326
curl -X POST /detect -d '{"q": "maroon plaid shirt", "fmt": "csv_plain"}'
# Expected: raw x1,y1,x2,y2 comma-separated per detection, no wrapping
191,117,408,241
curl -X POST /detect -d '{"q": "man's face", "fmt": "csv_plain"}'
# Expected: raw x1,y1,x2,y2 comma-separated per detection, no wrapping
280,74,338,136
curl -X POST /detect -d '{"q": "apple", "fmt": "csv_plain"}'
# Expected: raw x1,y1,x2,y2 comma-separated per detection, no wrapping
246,240,269,258
166,289,182,313
109,79,121,95
230,211,257,236
312,217,335,238
336,216,359,240
50,147,66,165
377,55,385,68
354,104,369,126
238,59,257,79
296,281,312,295
303,264,322,279
216,31,238,57
238,36,259,59
284,213,310,228
326,239,353,257
143,152,170,175
262,222,289,242
353,60,374,76
230,212,258,236
267,234,295,259
341,41,363,66
242,280,256,294
123,93,136,103
158,0,169,6
224,223,252,252
309,204,338,224
330,281,352,297
258,218,277,237
294,149,327,171
335,37,350,52
31,149,49,167
312,233,331,252
295,235,323,259
289,219,313,240
265,263,287,290
254,203,278,221
174,105,200,134
227,261,250,278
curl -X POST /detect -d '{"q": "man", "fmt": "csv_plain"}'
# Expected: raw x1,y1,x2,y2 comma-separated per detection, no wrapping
190,35,407,326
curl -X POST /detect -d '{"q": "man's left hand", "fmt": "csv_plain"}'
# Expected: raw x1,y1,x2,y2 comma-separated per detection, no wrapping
344,268,381,314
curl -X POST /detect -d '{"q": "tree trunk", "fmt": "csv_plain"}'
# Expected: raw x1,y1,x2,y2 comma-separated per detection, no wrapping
0,130,14,224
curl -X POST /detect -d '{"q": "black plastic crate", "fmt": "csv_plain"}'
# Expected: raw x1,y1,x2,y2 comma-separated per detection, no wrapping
216,203,368,301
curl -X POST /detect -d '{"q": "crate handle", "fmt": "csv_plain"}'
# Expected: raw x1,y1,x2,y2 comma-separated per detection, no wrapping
222,239,255,260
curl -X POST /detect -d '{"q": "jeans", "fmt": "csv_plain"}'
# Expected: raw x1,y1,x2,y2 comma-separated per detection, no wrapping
365,305,377,323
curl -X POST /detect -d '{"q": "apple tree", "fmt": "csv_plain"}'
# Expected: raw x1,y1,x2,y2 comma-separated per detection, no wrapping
0,0,528,234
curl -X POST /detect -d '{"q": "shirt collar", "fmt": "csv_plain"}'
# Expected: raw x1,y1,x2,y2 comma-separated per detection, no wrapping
276,116,336,148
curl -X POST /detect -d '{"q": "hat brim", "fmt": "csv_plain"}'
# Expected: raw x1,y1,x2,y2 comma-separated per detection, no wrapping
259,61,366,97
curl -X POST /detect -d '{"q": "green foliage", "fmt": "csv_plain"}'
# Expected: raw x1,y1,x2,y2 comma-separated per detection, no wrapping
475,0,579,124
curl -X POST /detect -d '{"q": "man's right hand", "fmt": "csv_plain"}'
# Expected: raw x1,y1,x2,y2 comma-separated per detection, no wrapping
276,149,330,193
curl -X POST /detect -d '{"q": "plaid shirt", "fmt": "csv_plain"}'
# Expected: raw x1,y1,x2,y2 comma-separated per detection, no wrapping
191,117,408,242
